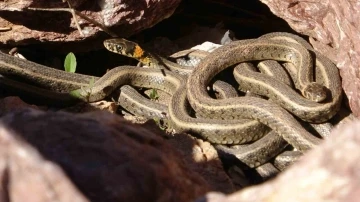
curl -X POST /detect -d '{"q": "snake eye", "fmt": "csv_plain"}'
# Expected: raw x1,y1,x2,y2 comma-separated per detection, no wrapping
116,45,123,52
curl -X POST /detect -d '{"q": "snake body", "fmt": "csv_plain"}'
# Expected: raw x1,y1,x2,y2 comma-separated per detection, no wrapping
0,51,270,145
103,35,342,152
0,32,343,163
103,38,276,145
184,39,330,151
103,35,340,163
233,33,342,123
0,53,95,92
233,61,340,122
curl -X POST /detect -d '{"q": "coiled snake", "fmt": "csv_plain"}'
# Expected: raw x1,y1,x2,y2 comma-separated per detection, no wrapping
0,32,342,168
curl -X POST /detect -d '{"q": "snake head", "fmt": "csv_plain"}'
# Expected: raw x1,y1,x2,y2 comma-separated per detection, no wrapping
104,38,141,58
302,82,328,103
104,38,153,66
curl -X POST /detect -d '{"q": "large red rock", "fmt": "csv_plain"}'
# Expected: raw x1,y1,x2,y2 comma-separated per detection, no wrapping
0,0,180,46
0,108,210,202
198,119,360,202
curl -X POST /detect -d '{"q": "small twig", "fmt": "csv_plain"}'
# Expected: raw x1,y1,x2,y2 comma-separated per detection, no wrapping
64,0,84,36
0,27,12,31
73,9,118,37
27,4,118,37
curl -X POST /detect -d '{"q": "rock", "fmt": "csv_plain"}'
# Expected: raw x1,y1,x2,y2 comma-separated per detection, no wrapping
0,0,181,49
259,0,360,117
166,133,235,194
0,108,210,202
0,96,40,115
197,119,360,202
0,110,89,202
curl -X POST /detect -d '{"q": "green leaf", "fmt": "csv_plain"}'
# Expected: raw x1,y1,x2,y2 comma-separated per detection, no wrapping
149,89,159,100
64,52,77,73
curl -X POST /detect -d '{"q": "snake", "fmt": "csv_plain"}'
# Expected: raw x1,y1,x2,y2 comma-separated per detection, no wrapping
0,52,271,147
184,38,341,152
0,33,342,155
103,35,341,152
102,35,336,166
111,54,288,167
104,36,335,167
0,51,101,91
103,40,292,167
103,38,278,145
0,49,269,144
0,53,290,171
0,50,285,166
216,50,335,167
104,37,341,122
232,33,342,123
105,35,336,152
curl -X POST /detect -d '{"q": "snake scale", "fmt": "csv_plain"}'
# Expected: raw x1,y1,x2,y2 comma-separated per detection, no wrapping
0,32,342,168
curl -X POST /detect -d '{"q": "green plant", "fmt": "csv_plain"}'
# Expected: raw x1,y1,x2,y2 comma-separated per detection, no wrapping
149,88,159,101
64,52,77,73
